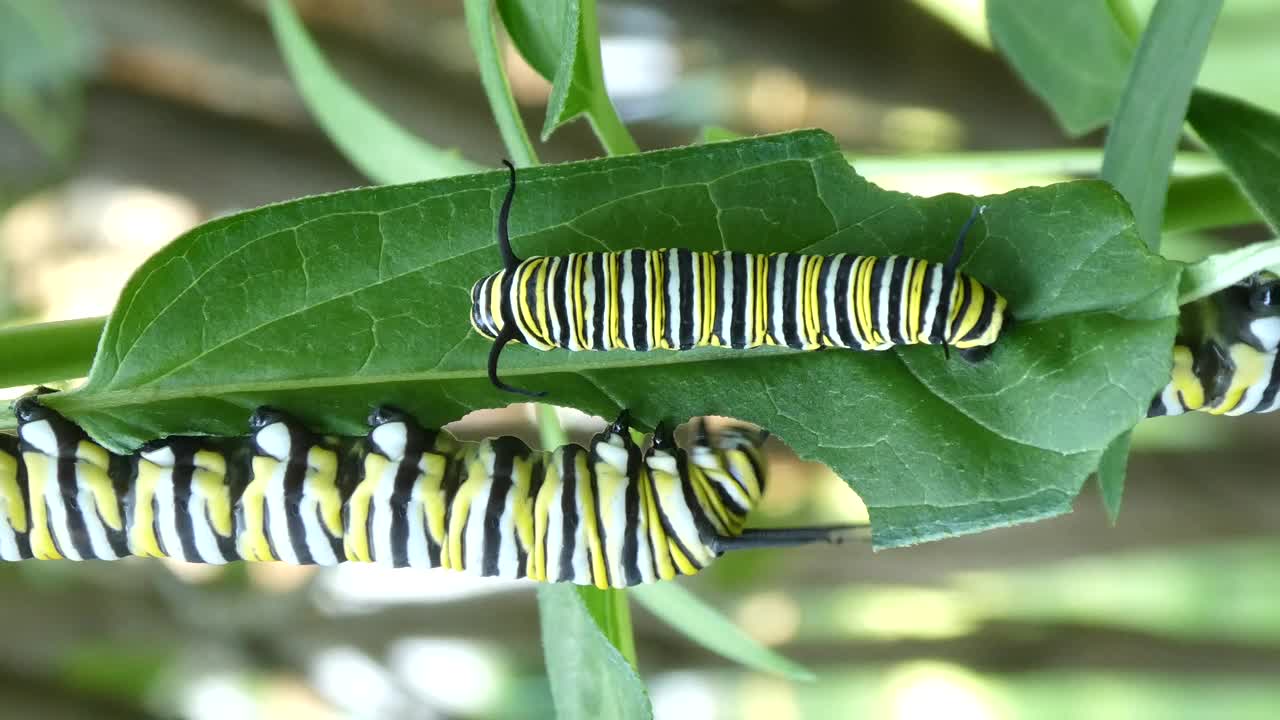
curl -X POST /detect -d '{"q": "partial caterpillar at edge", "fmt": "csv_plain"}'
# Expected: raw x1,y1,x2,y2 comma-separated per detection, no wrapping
0,396,865,588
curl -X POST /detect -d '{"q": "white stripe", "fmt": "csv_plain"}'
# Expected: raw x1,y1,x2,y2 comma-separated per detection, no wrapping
299,487,338,565
43,475,81,561
266,461,298,564
372,460,399,564
665,250,681,348
690,253,703,346
154,465,185,560
771,254,787,344
77,484,118,560
496,490,519,579
546,256,563,348
876,257,894,349
407,457,431,568
545,466,565,582
0,504,20,560
921,265,944,344
621,250,637,350
822,254,842,347
464,464,493,575
189,488,228,564
719,253,734,344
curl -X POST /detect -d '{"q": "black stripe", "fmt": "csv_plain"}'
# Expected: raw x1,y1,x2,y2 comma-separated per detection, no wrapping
552,257,572,347
832,256,856,347
677,249,696,349
590,255,608,350
627,250,648,350
388,426,426,568
711,253,727,346
432,443,462,568
949,276,974,344
172,447,202,562
930,264,956,345
622,469,642,587
56,453,96,560
281,462,314,565
867,257,885,345
482,439,520,577
730,252,749,348
556,448,580,583
886,258,908,344
781,254,802,347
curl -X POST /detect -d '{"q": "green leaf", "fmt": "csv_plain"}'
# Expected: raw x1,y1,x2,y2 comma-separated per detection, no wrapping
497,0,637,153
986,0,1135,136
1179,238,1280,305
1097,430,1130,523
267,0,481,184
1101,0,1222,250
1187,90,1280,234
576,586,638,667
31,131,1180,548
537,584,651,720
632,583,814,681
497,0,591,139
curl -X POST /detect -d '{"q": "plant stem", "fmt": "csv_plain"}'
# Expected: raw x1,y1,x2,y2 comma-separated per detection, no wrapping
463,0,540,167
579,0,640,156
0,316,103,388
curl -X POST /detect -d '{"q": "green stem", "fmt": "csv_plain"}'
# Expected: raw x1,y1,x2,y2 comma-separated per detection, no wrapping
579,0,640,156
0,316,104,388
463,0,540,167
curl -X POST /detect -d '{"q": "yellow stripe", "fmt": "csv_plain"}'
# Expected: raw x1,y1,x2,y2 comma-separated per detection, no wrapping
641,473,675,581
1210,344,1268,414
23,453,61,559
669,541,697,575
447,449,487,571
577,452,609,589
129,460,166,557
907,260,927,342
533,257,552,346
488,272,504,334
608,253,622,349
1170,346,1204,411
75,441,123,532
307,446,344,539
345,454,382,562
533,454,562,582
572,255,588,350
0,451,27,535
700,253,717,346
240,457,276,562
421,450,449,560
511,454,535,560
193,450,233,538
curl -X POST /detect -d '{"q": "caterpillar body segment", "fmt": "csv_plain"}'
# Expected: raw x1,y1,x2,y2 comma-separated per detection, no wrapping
1,399,861,586
471,163,1010,395
1149,271,1280,417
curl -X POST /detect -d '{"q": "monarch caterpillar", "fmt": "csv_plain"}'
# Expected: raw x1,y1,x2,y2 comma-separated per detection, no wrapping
0,395,862,586
1149,271,1280,417
471,162,1011,395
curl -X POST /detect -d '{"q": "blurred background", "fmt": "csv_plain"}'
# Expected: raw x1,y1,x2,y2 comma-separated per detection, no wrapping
3,0,1280,718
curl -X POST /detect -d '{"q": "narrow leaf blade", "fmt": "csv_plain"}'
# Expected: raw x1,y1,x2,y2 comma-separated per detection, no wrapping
1098,430,1130,524
538,584,651,720
1187,89,1280,234
496,0,593,139
268,0,481,184
632,583,814,681
1179,238,1280,305
1101,0,1222,250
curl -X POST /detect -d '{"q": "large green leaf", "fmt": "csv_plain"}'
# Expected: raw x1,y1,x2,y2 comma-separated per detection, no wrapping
1188,90,1280,234
537,584,651,720
33,131,1180,548
267,0,480,184
986,0,1135,136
